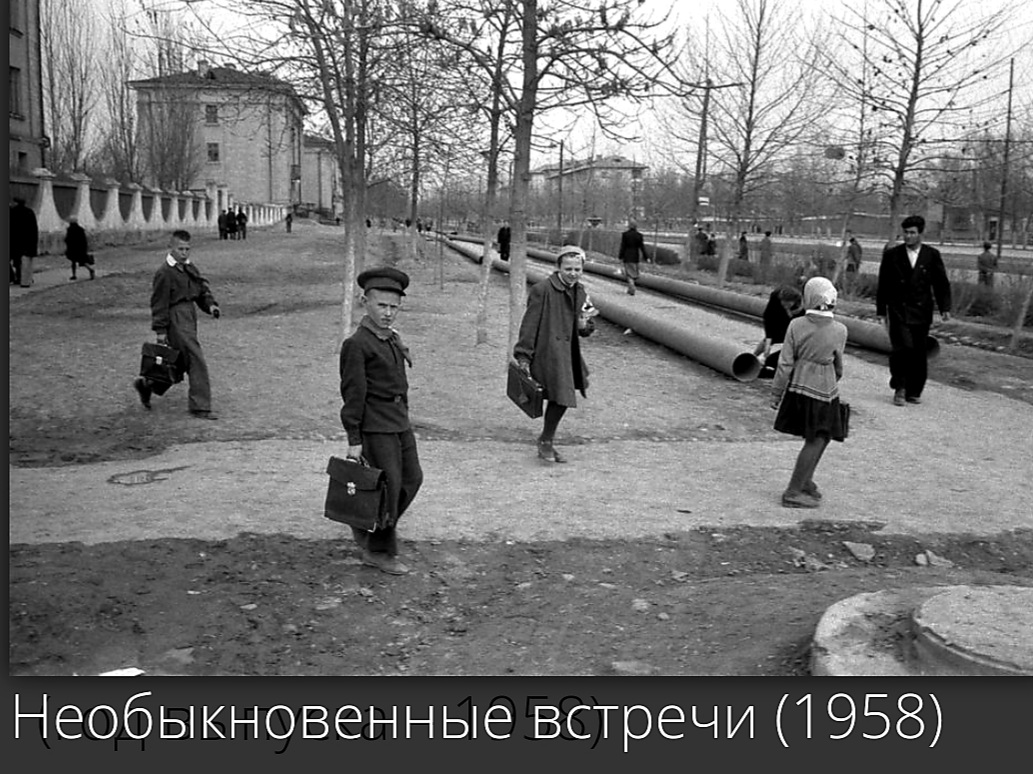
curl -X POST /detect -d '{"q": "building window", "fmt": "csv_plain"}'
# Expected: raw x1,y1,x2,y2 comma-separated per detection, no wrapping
10,67,23,117
207,142,220,163
10,0,24,33
205,104,218,124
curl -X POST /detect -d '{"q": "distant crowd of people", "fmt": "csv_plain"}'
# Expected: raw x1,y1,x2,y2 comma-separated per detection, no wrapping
218,207,249,240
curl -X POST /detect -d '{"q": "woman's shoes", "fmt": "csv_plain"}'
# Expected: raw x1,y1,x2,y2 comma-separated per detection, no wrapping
537,438,568,463
782,491,820,508
802,481,822,500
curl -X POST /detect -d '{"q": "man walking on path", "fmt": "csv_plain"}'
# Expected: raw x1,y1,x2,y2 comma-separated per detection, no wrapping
134,230,221,419
876,215,951,406
759,231,774,268
10,198,38,286
618,219,649,295
339,267,423,575
497,220,511,262
977,242,997,287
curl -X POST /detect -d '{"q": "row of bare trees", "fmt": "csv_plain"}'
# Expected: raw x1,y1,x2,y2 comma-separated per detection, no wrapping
37,0,1032,345
40,0,208,189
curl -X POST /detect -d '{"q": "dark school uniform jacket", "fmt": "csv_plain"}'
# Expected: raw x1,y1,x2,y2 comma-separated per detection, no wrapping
150,259,218,335
876,243,951,326
339,320,412,446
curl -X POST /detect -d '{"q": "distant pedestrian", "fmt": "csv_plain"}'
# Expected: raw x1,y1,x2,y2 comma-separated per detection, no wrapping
226,210,238,240
845,234,862,272
693,226,709,260
285,212,293,233
738,231,750,261
772,277,848,509
339,267,422,576
513,245,597,464
754,285,804,378
218,210,228,240
876,215,951,406
236,207,248,240
618,219,649,295
706,231,717,257
10,197,38,286
977,241,997,287
497,220,512,262
759,231,774,268
134,230,221,420
64,217,94,281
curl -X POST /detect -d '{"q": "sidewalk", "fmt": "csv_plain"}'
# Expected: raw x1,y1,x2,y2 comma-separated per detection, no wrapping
9,228,1033,548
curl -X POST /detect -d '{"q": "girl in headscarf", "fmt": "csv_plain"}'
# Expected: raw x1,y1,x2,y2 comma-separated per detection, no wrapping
771,276,848,508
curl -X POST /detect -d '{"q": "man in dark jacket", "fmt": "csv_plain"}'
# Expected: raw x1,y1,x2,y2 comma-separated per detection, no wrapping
10,198,38,286
618,220,649,295
339,267,422,575
134,230,221,418
236,207,248,240
876,215,951,406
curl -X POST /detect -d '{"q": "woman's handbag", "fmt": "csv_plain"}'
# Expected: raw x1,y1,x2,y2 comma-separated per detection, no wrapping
837,401,851,440
507,361,544,418
324,455,388,532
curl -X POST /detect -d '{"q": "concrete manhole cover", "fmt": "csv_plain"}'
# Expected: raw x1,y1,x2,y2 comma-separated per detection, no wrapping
107,466,191,486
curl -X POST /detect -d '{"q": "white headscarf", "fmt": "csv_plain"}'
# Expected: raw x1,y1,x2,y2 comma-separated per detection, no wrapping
803,276,837,318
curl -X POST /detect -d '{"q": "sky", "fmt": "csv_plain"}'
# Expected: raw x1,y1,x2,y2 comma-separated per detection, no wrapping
86,0,1033,173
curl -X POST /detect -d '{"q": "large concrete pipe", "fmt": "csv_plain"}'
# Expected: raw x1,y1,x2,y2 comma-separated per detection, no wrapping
523,245,939,359
445,239,761,382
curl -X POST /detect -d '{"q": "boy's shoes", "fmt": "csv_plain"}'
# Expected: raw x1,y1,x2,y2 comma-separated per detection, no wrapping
905,396,922,404
893,389,906,406
133,377,152,408
782,491,820,509
189,410,218,420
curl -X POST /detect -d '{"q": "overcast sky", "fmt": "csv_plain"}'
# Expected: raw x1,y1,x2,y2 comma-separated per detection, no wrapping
94,0,1033,171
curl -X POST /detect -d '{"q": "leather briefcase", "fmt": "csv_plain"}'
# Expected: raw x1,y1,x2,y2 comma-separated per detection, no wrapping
324,456,388,532
507,361,544,419
140,342,183,396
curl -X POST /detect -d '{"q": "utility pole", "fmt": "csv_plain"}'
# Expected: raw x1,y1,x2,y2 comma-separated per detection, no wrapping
996,58,1014,263
556,139,564,238
688,78,712,231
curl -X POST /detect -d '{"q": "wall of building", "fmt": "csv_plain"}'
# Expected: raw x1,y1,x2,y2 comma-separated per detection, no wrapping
300,141,340,215
8,0,45,174
134,80,304,207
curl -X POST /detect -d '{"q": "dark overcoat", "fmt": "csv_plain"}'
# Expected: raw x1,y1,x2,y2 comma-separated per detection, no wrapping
64,222,89,265
513,272,593,407
618,227,647,263
876,243,951,326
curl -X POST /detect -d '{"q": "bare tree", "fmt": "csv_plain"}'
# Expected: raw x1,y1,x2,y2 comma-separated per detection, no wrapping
667,0,826,283
420,0,674,349
93,1,144,182
40,0,101,173
822,0,1017,244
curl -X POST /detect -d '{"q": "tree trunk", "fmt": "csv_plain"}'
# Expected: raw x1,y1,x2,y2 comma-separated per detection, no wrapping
507,0,539,353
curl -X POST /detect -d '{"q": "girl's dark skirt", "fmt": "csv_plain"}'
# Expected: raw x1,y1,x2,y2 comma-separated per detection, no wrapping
774,391,846,442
